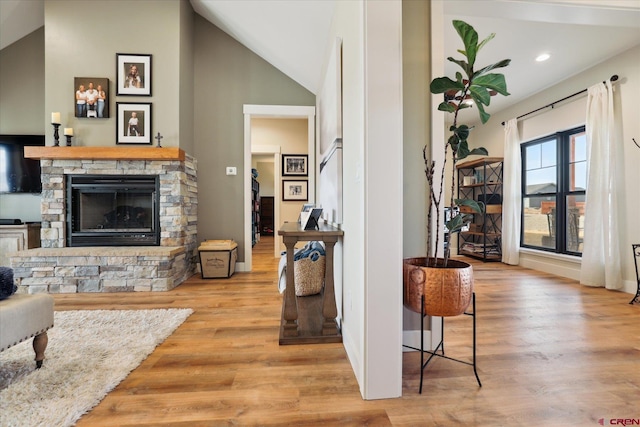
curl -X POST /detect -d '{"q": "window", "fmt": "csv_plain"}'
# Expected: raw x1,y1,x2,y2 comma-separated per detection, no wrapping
521,126,586,255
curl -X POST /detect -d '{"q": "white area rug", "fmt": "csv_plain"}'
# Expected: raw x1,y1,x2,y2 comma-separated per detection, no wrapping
0,308,193,427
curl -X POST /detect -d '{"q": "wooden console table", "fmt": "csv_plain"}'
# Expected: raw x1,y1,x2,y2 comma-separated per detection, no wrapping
278,222,343,345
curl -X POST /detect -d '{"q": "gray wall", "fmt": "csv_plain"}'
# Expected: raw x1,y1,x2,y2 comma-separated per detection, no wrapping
402,0,431,332
0,2,314,261
402,0,429,259
179,0,195,155
0,27,44,134
44,0,183,148
193,15,315,260
0,27,45,221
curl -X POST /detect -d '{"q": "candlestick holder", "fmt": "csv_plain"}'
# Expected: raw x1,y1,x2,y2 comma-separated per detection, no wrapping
65,135,73,146
52,123,60,146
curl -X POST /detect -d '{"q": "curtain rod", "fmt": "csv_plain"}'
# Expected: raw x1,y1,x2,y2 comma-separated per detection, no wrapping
501,75,619,126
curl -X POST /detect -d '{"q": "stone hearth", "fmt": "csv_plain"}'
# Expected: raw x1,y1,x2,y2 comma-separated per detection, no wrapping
11,246,187,292
11,147,197,293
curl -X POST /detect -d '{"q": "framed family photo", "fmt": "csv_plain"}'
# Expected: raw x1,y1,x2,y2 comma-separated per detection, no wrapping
282,154,308,176
74,77,109,118
116,53,152,96
282,180,308,201
116,102,152,145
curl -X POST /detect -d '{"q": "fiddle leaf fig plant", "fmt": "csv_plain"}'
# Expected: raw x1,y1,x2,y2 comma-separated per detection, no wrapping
425,20,510,267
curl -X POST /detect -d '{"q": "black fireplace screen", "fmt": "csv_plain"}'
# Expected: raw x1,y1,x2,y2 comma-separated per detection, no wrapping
66,175,160,246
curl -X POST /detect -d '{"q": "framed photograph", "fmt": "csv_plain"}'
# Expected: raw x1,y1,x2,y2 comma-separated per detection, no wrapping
74,77,109,118
116,53,152,96
282,180,308,201
282,154,308,176
116,102,152,145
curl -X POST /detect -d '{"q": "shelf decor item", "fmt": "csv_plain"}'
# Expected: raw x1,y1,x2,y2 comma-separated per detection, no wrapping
282,154,308,177
74,77,109,118
282,180,308,201
116,102,152,145
116,53,152,96
51,112,61,146
63,127,73,146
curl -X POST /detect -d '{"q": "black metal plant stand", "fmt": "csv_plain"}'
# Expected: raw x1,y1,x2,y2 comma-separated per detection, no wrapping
630,244,640,305
403,292,481,394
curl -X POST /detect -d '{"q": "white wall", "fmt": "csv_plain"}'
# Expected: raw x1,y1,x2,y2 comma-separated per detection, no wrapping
468,44,640,294
323,0,403,400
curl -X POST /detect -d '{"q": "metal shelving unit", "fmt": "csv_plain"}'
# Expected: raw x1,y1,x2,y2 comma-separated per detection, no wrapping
456,157,503,262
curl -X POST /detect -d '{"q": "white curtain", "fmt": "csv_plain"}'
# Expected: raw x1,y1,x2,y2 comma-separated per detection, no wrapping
580,81,622,289
502,118,521,265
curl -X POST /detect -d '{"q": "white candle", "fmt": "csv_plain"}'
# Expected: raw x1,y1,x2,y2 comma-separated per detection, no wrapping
51,112,61,124
64,128,74,136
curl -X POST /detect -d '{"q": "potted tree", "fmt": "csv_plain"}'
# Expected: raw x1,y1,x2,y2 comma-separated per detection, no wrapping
404,20,510,317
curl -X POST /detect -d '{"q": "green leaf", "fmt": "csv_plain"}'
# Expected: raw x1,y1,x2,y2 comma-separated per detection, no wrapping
475,102,490,124
469,147,489,156
446,213,475,233
447,57,470,76
453,20,479,66
448,134,460,151
455,198,485,214
430,76,464,94
457,141,470,159
474,59,511,77
438,102,456,113
469,86,491,106
473,73,510,96
476,33,496,53
454,124,470,141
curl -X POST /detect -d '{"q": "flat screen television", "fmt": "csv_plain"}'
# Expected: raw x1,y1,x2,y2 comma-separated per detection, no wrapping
0,134,45,193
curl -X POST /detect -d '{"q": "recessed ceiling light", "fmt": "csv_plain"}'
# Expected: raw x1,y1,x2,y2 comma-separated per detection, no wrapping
536,53,551,62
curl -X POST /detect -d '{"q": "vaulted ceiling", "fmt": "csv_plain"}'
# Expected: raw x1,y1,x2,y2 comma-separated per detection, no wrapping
2,0,639,117
189,0,640,119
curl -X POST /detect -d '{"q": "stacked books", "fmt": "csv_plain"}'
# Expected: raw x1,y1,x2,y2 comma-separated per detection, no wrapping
460,242,501,256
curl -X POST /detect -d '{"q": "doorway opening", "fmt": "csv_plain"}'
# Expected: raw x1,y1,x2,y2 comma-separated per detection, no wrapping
243,105,316,271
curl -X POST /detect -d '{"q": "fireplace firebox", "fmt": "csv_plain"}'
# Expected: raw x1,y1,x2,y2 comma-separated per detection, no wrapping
66,175,160,246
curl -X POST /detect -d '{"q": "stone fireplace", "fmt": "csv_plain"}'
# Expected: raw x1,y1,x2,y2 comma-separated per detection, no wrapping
11,147,198,293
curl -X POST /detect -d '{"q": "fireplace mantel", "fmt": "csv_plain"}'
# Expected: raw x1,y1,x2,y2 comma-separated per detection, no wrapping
24,146,185,161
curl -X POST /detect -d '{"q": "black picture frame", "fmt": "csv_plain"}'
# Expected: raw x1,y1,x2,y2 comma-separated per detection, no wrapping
282,154,308,176
116,102,152,145
74,77,109,118
116,53,152,96
282,180,308,201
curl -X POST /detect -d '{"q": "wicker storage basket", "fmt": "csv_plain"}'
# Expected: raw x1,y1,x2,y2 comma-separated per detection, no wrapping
294,255,325,296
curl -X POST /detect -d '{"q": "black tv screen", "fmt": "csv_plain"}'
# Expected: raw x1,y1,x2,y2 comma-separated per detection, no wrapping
0,134,44,193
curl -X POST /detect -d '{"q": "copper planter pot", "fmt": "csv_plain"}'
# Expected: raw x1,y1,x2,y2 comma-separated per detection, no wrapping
403,257,473,317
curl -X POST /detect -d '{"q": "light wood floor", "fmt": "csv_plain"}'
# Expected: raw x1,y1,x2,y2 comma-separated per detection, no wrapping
50,236,639,426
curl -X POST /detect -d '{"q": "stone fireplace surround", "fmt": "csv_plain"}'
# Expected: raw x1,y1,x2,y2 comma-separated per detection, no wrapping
11,147,198,293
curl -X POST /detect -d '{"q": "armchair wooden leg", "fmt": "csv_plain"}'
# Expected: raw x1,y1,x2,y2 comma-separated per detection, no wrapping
33,331,48,369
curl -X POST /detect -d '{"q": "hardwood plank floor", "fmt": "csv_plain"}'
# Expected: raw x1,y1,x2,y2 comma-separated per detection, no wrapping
50,237,640,426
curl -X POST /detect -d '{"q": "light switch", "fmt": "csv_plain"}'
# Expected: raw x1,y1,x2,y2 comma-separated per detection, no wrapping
226,167,237,175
